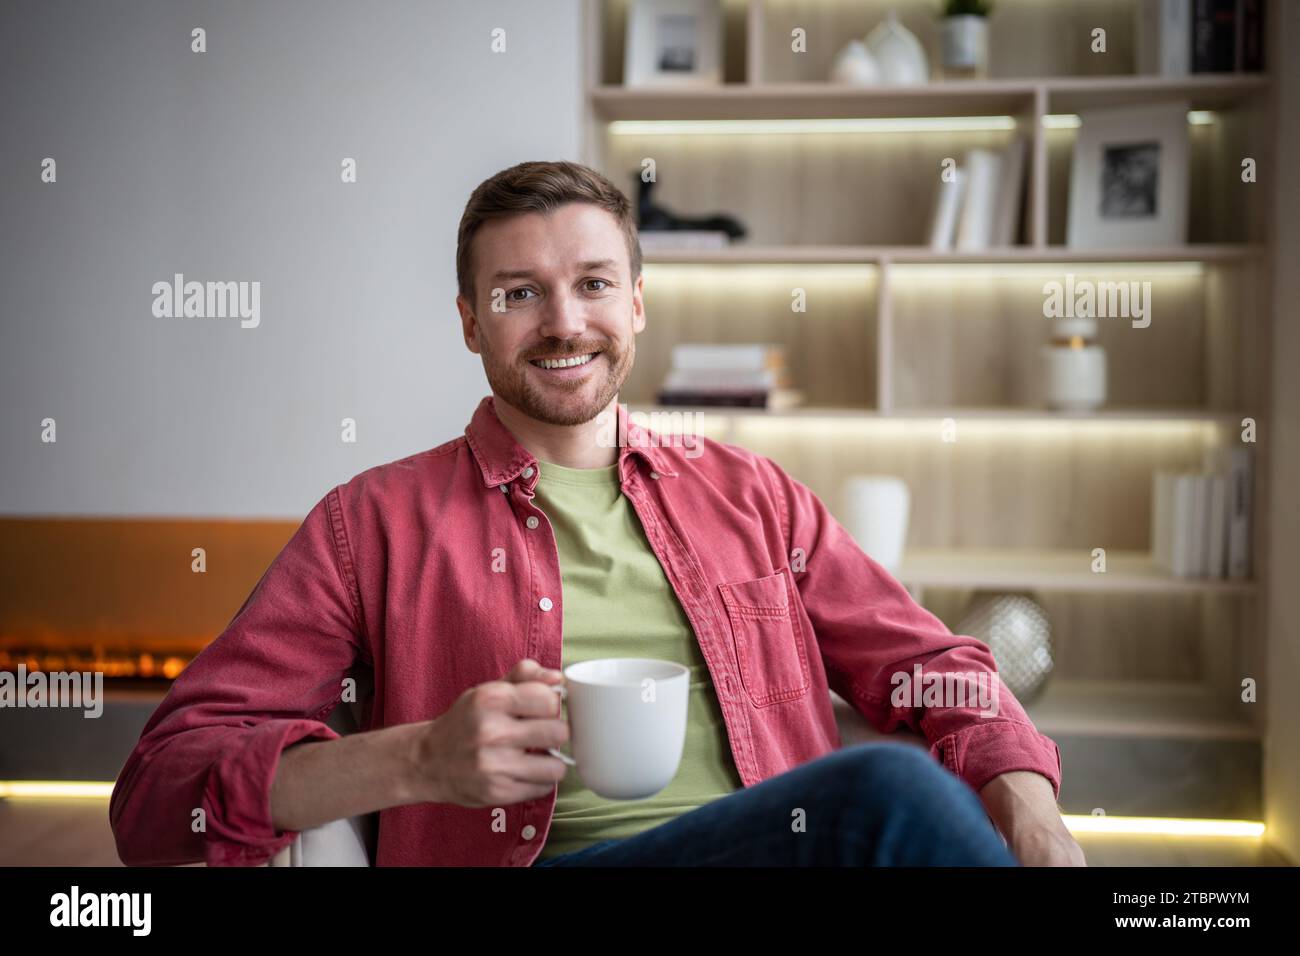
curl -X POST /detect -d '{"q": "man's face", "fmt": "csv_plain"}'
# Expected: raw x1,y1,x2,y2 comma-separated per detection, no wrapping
457,202,644,427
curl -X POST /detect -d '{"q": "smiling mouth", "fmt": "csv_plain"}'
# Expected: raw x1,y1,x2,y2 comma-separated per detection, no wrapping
529,352,600,370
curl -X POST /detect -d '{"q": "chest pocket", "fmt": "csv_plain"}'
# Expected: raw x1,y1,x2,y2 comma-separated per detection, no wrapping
718,568,811,707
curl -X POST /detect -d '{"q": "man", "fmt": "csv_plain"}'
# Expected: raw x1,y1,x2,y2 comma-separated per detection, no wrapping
110,160,1085,867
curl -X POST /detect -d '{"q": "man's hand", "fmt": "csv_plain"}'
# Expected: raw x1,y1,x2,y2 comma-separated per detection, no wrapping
978,771,1087,866
408,658,570,808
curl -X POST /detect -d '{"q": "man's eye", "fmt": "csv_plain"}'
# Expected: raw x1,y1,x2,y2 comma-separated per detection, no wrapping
583,279,610,292
507,288,535,302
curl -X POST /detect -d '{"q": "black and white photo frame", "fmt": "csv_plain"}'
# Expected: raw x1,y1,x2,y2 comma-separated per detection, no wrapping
1067,102,1190,248
624,0,723,88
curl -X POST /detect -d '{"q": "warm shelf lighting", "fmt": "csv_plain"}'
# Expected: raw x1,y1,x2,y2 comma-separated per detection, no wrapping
0,780,116,799
1063,814,1264,838
729,417,1221,445
609,112,1215,137
891,261,1204,280
609,116,1018,135
1044,110,1215,129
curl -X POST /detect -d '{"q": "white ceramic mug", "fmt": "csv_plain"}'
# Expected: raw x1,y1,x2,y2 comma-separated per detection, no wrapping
545,658,690,800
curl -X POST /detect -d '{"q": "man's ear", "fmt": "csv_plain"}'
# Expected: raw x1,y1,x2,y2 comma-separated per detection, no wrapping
456,293,481,354
631,272,646,335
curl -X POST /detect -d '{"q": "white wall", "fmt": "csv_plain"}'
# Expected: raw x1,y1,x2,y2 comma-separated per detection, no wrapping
0,0,582,518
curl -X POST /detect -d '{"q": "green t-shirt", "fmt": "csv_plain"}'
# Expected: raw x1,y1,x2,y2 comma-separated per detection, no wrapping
531,458,743,860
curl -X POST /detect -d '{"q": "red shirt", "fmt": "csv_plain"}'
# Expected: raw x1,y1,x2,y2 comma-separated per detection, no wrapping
110,395,1061,866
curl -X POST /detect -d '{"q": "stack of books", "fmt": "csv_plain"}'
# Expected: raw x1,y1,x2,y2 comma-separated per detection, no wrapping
656,344,803,410
927,139,1027,252
1136,0,1265,75
1151,446,1253,580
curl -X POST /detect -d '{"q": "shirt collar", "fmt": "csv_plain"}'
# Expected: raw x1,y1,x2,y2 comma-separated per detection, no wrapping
464,395,678,489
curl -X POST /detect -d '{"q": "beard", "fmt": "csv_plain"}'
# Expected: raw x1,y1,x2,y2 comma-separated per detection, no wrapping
480,332,634,427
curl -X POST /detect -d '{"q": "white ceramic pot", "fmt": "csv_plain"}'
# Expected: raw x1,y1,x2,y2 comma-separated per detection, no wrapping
1042,343,1107,411
842,476,911,574
864,12,929,85
830,39,881,85
940,15,989,75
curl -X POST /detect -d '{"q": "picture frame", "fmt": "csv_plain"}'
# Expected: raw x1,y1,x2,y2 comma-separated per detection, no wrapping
624,0,723,88
1066,102,1190,248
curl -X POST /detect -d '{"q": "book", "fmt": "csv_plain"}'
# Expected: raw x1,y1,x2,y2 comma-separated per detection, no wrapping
1188,473,1210,577
1136,0,1191,76
991,137,1027,247
928,167,967,251
1237,0,1265,71
1226,447,1253,579
1169,474,1196,578
662,368,777,391
955,148,1001,251
1206,474,1228,579
1192,0,1237,73
668,343,786,372
657,388,804,410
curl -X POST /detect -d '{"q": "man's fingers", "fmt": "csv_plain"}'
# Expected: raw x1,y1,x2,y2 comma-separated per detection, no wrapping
503,752,571,785
504,658,562,685
503,680,566,718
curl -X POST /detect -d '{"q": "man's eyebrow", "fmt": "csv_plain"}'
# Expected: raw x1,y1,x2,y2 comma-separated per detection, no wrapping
489,259,619,281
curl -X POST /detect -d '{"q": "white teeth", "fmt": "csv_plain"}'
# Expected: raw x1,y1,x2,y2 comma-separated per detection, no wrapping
534,353,595,370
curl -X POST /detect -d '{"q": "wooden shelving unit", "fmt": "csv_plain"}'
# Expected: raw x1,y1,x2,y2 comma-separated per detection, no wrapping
585,0,1278,813
640,244,1266,264
592,73,1270,121
1025,679,1257,741
897,549,1259,595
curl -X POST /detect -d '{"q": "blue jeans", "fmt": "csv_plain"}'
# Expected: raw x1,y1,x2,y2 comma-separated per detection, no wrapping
533,742,1019,866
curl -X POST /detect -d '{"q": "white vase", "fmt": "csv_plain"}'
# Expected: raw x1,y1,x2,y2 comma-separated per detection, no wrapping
940,15,989,78
829,39,881,85
842,476,911,574
1042,319,1107,411
864,12,929,86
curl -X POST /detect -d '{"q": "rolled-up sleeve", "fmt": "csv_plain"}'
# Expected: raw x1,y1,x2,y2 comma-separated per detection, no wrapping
758,457,1062,799
109,486,367,866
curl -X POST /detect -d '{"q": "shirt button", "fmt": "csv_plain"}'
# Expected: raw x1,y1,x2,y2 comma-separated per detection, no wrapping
522,466,535,479
521,824,537,840
649,471,661,480
525,515,539,530
539,597,553,612
500,483,510,494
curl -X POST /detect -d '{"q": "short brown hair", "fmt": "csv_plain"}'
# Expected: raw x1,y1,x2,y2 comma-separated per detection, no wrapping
456,160,641,304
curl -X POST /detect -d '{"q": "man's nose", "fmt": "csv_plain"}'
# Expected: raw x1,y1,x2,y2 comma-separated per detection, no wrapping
537,287,587,340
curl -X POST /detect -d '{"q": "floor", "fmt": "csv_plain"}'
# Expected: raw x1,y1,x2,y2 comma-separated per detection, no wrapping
0,797,1292,866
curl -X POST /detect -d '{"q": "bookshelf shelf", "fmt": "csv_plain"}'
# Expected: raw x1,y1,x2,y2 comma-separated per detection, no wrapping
1025,680,1257,741
641,244,1265,265
896,548,1257,595
1045,73,1270,113
592,75,1268,122
592,81,1037,121
627,403,1247,427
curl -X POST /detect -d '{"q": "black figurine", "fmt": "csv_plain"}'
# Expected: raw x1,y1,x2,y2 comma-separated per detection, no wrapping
634,174,747,239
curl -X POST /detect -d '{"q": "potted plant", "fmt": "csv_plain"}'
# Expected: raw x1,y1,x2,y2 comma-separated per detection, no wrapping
939,0,992,80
